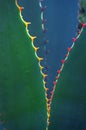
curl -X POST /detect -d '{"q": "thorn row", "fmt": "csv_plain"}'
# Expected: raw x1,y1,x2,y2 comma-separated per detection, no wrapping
47,22,86,125
16,1,49,127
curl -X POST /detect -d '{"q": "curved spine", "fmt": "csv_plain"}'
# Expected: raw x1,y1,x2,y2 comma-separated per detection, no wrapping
15,0,49,129
39,1,51,129
49,23,86,130
39,0,86,129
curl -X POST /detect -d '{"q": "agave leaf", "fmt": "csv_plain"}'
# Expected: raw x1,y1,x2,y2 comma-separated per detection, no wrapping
49,27,86,130
0,1,46,130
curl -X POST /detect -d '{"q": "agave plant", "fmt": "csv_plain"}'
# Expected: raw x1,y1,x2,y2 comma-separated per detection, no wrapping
0,0,86,130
